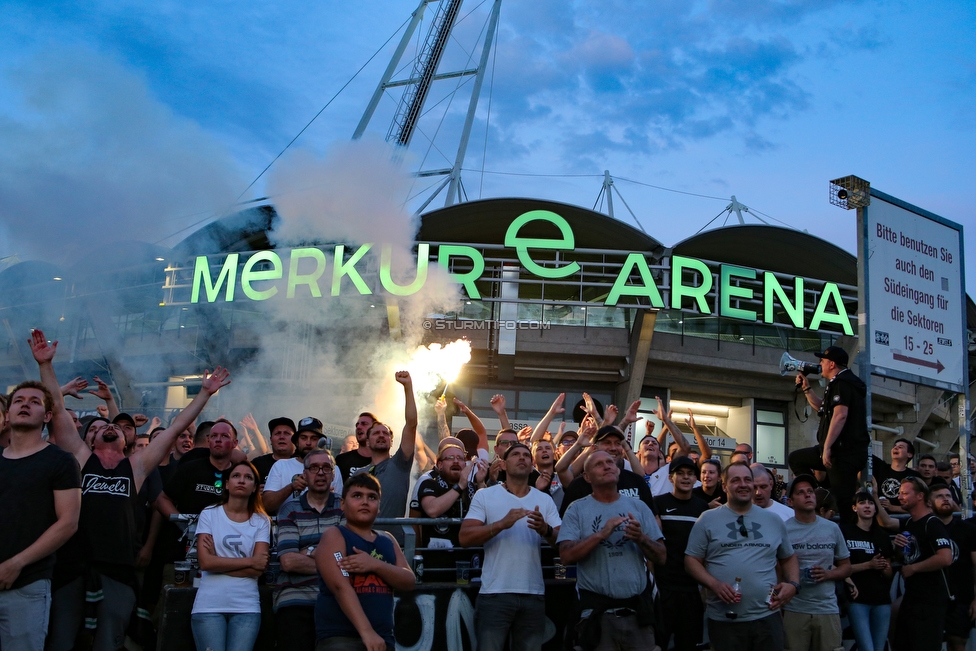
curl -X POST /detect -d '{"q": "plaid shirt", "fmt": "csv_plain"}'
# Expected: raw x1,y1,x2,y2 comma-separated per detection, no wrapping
274,492,344,610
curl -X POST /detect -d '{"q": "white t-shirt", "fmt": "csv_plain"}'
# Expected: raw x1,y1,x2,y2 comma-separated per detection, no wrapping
762,499,794,522
191,505,272,614
465,485,561,595
264,457,342,498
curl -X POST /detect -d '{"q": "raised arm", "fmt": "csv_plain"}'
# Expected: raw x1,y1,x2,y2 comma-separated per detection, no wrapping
434,396,451,440
396,371,418,460
132,368,231,488
490,394,511,430
454,397,488,452
685,409,711,460
532,395,565,445
239,413,270,455
28,330,86,465
89,376,121,420
657,397,689,457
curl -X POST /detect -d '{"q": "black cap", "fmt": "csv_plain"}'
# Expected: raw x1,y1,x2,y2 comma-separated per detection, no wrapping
268,417,296,434
293,417,324,441
815,346,849,367
113,412,136,427
787,473,818,497
593,426,624,443
669,456,698,475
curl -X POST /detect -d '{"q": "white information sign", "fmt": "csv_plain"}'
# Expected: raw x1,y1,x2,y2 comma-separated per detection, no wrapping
867,199,965,389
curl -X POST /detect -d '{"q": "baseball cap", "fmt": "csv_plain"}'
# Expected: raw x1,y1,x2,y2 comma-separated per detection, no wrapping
787,473,818,497
669,456,698,475
294,417,324,437
268,417,296,434
113,413,136,428
815,346,849,367
593,426,624,443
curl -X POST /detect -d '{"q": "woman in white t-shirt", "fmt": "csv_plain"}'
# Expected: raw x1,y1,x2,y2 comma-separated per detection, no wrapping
191,460,271,651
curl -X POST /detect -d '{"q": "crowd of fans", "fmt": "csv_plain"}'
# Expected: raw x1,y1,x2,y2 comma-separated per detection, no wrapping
0,329,974,651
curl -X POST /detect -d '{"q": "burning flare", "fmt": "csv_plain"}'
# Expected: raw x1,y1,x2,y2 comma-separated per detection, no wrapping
407,339,472,394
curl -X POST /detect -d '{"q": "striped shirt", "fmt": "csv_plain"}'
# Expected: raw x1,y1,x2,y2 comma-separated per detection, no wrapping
275,493,344,610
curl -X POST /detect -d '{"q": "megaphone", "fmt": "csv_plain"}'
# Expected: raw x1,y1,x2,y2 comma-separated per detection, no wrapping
779,352,821,377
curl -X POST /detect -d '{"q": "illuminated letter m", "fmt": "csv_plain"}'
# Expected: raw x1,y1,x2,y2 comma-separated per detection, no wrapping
191,254,239,303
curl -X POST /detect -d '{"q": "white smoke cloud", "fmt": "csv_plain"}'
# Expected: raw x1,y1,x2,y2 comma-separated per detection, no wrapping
0,47,246,262
230,139,462,447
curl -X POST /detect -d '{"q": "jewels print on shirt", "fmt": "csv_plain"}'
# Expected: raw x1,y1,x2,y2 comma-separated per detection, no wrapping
82,473,131,497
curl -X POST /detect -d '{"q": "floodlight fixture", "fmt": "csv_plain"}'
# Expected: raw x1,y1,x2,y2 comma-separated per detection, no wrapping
829,175,871,210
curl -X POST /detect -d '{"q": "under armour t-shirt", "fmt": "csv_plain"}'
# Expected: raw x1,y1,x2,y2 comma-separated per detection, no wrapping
686,504,794,622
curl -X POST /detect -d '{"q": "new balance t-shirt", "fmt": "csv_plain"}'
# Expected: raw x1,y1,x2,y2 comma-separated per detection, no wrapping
784,516,850,615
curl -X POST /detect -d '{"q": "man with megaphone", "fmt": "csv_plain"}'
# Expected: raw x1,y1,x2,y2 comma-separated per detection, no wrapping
788,346,870,524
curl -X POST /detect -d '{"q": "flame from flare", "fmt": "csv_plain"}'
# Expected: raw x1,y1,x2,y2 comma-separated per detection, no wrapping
407,339,472,394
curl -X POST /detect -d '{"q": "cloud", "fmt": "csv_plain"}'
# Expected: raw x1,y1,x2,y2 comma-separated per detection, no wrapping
0,47,246,262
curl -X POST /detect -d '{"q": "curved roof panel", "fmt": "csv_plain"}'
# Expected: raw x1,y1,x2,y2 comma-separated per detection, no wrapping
419,197,665,254
672,225,857,285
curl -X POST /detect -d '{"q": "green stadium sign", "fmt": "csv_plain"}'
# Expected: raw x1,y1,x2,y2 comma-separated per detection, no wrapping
190,209,852,335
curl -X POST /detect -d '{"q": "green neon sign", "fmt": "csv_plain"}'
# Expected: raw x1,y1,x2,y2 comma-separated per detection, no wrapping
186,209,854,334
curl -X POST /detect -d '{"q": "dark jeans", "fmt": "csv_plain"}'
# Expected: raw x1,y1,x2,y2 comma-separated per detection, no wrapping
276,604,316,651
475,593,547,651
894,590,949,651
657,588,704,651
707,613,784,651
789,445,865,523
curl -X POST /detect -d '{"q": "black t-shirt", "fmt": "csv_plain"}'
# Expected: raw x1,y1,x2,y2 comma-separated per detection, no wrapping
251,453,289,483
163,458,230,515
0,445,81,589
945,517,976,602
901,513,953,599
417,477,472,546
873,456,920,507
841,522,894,605
653,493,709,592
691,485,726,505
79,455,140,572
817,369,870,459
179,447,211,465
335,449,372,484
560,467,657,517
133,467,163,548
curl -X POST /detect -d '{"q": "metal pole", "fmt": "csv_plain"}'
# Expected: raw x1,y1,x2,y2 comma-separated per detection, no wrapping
856,203,874,489
445,0,502,206
352,0,430,140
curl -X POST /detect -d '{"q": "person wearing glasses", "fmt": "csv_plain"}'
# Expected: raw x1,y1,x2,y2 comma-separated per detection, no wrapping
685,461,799,651
264,417,343,516
416,445,488,547
275,449,345,651
487,428,520,485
